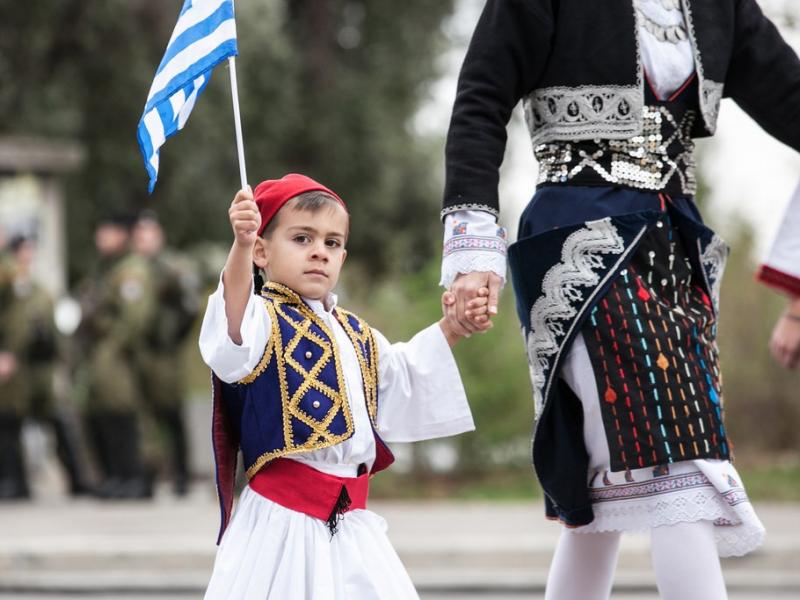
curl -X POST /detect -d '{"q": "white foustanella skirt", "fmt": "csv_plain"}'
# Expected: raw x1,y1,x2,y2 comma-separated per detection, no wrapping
204,486,420,600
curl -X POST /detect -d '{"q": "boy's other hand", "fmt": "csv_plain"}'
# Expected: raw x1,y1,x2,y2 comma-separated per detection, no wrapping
465,287,492,326
229,187,260,248
441,291,492,346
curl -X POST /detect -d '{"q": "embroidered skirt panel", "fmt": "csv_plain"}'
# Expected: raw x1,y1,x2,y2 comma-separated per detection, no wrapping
581,213,729,473
509,185,730,528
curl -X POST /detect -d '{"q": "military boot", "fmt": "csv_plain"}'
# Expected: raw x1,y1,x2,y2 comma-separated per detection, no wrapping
113,412,154,500
0,414,30,500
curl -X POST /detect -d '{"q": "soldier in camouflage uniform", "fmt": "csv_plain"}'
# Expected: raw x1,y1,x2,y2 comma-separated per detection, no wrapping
78,216,154,499
0,235,29,499
131,212,199,496
0,236,62,499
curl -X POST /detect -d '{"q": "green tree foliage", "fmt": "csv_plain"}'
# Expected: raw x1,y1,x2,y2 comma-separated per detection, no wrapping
346,260,535,476
715,220,800,461
0,0,454,283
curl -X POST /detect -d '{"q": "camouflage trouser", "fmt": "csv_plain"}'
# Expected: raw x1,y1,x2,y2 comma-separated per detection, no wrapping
134,350,189,486
135,350,184,411
85,341,139,412
0,366,31,417
27,366,55,419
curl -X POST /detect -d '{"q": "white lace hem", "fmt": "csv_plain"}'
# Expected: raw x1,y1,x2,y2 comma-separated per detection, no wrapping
573,466,766,558
439,250,508,289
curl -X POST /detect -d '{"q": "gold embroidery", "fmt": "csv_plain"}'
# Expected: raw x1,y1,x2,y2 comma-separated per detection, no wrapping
335,308,379,425
244,282,357,479
237,298,275,385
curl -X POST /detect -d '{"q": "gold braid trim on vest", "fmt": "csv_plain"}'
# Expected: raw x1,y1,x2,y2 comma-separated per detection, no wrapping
236,282,378,479
334,308,379,425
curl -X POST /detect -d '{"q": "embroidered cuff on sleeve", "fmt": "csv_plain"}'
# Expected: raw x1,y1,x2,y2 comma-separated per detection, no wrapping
756,265,800,298
440,211,508,288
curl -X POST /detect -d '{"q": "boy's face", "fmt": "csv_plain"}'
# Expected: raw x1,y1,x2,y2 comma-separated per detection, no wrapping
256,202,348,300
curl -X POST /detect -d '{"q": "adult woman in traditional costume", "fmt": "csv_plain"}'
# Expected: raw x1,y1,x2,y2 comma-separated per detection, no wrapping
441,1,800,598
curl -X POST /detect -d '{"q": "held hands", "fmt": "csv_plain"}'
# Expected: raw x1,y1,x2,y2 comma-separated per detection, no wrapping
439,271,503,346
229,187,260,248
769,299,800,369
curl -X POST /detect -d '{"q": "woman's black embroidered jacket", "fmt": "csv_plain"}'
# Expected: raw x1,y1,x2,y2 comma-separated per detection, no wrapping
443,0,800,217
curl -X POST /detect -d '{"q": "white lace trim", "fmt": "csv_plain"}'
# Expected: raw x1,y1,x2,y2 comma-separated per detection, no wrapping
526,219,625,414
680,0,722,133
440,250,507,289
520,1,721,145
575,486,764,558
701,80,723,129
441,211,508,288
523,85,645,146
699,234,729,312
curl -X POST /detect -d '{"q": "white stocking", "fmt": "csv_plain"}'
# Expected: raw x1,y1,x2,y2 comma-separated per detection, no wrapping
650,520,728,600
544,529,621,600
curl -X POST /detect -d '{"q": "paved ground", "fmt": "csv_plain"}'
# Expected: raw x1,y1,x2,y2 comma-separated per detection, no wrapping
0,482,798,598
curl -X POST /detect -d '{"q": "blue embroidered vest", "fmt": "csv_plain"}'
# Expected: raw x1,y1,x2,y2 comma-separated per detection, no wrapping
211,282,393,542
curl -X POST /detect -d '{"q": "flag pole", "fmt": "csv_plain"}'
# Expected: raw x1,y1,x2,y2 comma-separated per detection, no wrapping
228,56,248,189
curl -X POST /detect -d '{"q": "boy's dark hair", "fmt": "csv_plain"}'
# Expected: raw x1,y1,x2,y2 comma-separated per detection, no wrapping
260,191,346,239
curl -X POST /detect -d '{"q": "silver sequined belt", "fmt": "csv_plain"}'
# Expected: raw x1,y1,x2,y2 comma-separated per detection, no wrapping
534,105,698,197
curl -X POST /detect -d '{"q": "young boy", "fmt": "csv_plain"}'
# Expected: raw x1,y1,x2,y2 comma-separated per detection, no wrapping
199,174,488,599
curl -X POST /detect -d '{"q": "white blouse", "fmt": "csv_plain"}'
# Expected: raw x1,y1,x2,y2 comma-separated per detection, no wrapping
199,277,475,478
761,181,800,293
637,0,694,99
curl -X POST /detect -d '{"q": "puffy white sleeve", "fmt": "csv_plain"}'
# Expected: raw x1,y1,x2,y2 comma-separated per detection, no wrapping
440,209,508,289
198,274,270,384
757,180,800,297
372,323,474,443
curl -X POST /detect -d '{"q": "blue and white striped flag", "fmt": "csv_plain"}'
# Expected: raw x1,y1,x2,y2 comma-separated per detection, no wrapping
137,0,238,193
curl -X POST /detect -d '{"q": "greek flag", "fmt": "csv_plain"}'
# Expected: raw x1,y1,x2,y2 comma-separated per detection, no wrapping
137,0,238,193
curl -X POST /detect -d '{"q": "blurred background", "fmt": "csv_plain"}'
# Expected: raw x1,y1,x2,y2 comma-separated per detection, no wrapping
0,0,798,598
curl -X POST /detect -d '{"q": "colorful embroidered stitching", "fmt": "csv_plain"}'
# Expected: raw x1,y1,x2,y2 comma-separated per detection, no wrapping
590,471,713,502
444,235,508,256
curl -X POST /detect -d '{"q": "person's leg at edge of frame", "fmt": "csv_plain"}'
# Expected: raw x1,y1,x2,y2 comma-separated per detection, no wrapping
650,520,728,600
544,528,621,600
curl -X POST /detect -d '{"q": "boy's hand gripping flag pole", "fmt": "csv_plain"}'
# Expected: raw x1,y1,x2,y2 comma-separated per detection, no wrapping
137,0,247,193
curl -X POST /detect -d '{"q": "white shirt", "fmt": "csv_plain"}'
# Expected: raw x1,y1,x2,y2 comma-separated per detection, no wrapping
761,181,800,293
199,277,475,477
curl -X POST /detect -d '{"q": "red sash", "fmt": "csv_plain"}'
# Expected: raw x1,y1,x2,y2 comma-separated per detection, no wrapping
249,458,369,528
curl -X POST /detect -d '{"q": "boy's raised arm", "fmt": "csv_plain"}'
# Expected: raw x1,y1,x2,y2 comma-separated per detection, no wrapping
223,188,261,345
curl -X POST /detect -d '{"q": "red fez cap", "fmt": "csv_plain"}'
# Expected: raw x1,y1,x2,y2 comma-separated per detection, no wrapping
253,174,346,236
